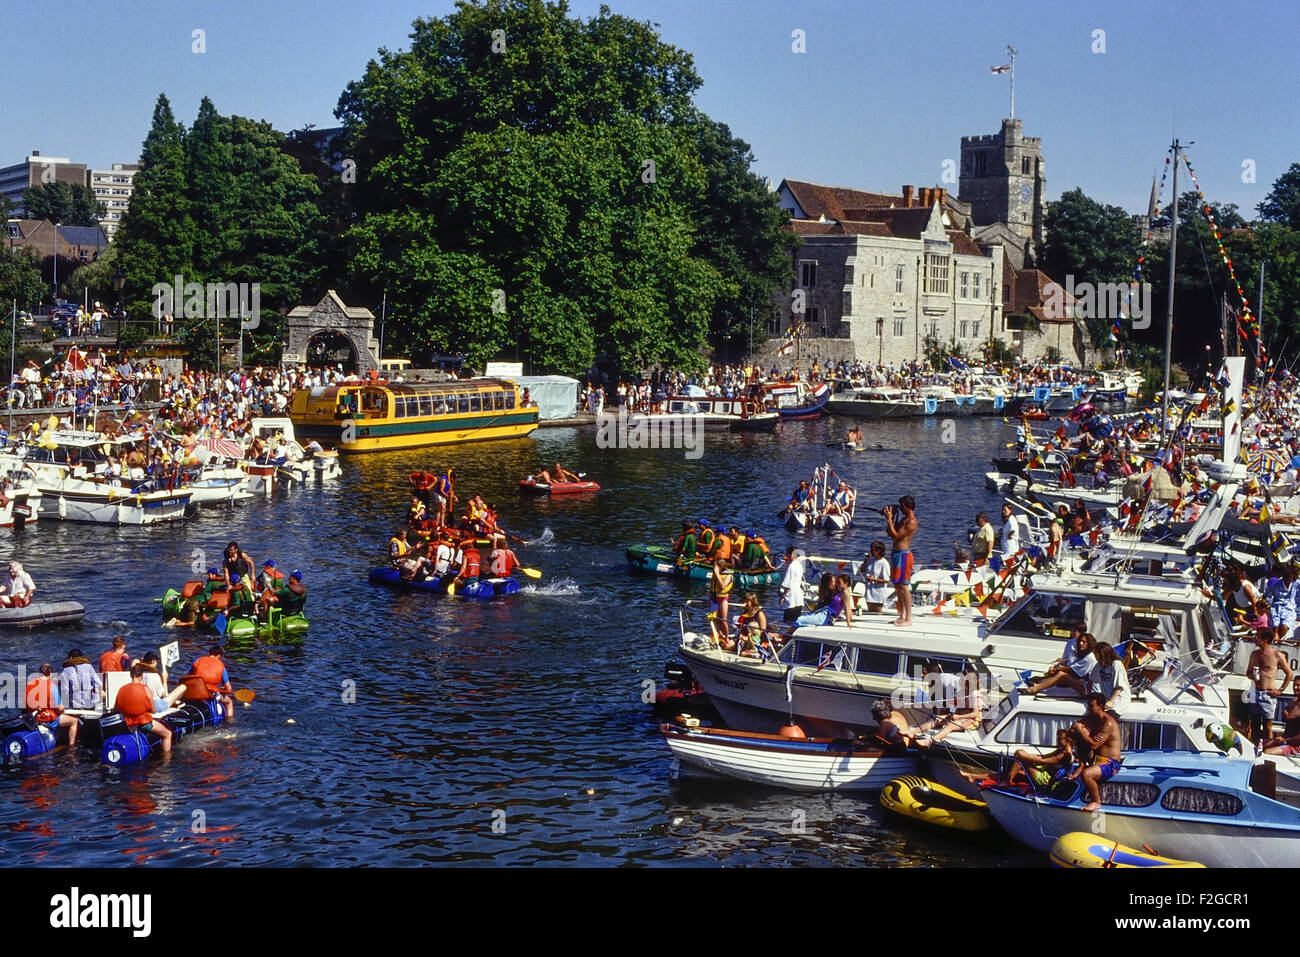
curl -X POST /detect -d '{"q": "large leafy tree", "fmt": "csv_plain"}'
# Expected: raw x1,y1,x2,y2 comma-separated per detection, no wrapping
1041,188,1140,345
21,181,105,227
0,246,45,311
1258,163,1300,230
114,93,325,367
337,0,788,374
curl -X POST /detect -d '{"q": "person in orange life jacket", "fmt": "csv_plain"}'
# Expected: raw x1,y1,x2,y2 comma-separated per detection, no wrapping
489,545,518,577
116,664,173,755
727,527,747,567
695,519,716,557
99,636,130,673
185,646,234,722
456,541,483,584
741,530,775,571
25,663,79,746
481,503,507,549
709,527,732,563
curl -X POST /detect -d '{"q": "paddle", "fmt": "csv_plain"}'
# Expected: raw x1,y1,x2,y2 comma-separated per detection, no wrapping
520,567,542,579
232,688,255,703
213,612,228,636
447,577,458,596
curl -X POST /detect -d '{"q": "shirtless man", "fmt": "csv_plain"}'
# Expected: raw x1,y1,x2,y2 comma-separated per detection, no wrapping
538,462,580,484
870,699,919,751
1247,628,1295,743
1070,694,1123,812
846,425,864,447
884,495,917,626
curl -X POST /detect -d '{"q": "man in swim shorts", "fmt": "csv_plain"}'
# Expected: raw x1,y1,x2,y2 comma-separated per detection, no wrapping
1070,693,1122,812
884,495,917,627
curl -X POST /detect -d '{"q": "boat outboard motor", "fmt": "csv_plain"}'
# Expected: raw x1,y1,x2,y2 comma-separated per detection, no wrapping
665,661,695,686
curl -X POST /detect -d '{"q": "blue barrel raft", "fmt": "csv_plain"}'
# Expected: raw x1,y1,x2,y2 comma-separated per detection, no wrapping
100,700,227,766
367,567,521,598
4,723,59,763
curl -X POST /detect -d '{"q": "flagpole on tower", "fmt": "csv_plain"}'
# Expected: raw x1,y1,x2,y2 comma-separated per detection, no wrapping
1007,45,1016,118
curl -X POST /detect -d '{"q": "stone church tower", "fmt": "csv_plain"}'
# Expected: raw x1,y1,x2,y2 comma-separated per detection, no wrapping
959,117,1046,253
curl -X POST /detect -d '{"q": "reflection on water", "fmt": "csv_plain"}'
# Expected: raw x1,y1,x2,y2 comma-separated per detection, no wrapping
0,415,1034,866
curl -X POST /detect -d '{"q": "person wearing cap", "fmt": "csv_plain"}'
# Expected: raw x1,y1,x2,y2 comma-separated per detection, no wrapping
257,559,284,595
184,646,235,722
823,480,855,520
740,530,774,571
696,519,716,558
138,651,187,712
264,569,307,615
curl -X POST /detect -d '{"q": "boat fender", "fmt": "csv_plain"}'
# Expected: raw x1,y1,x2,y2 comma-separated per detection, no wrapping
778,723,807,740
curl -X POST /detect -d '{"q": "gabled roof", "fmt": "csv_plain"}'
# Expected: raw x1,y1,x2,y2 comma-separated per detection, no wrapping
781,180,903,220
56,224,107,247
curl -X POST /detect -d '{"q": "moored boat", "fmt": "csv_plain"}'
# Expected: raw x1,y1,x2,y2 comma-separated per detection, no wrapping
879,775,991,831
761,380,830,419
982,750,1300,867
661,721,918,790
1049,832,1204,868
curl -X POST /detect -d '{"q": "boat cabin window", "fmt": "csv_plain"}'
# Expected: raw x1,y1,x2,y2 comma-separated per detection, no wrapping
1126,722,1194,751
469,393,482,413
504,391,516,410
434,396,450,415
992,592,1088,641
419,396,433,416
854,648,902,677
904,654,968,682
458,394,470,414
1159,787,1243,816
791,640,850,669
1098,782,1161,808
361,390,387,414
492,391,505,411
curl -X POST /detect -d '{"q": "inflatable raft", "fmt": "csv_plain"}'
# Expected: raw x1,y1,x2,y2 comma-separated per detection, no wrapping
160,586,308,640
519,477,600,494
625,544,782,588
368,566,521,598
1050,832,1205,869
0,600,85,628
99,699,228,766
880,775,991,832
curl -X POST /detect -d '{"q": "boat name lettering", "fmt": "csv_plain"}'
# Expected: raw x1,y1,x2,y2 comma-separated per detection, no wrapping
714,678,748,690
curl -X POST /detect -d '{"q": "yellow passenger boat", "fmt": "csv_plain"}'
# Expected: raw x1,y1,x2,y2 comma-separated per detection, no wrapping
289,378,539,452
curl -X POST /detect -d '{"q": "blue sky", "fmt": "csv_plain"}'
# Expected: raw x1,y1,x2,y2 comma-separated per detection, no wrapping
4,0,1294,217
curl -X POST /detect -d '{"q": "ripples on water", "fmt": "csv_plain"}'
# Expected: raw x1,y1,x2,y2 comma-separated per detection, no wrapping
0,414,1045,866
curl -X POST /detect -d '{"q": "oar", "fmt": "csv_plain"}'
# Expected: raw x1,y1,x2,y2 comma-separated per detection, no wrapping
519,567,542,579
232,688,255,703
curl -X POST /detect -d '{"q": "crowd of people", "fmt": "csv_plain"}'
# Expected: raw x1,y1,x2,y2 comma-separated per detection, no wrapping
21,641,236,756
388,467,522,587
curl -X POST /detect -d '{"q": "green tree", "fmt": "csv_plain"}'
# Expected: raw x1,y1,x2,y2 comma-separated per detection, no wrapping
1258,163,1300,230
0,246,45,311
1041,187,1140,345
21,181,106,227
337,0,789,374
115,93,196,316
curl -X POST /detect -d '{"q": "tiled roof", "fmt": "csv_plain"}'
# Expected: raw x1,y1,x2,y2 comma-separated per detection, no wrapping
56,224,107,247
783,180,904,219
946,230,984,256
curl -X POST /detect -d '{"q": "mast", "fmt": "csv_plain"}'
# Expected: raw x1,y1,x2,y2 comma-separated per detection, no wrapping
1161,139,1181,437
1007,46,1017,118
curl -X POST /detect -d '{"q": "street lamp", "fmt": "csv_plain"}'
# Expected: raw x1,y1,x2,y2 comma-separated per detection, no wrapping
113,265,126,351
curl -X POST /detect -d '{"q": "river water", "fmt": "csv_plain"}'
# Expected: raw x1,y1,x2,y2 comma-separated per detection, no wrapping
0,413,1042,867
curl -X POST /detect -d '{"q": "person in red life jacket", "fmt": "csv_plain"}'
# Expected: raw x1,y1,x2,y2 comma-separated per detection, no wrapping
184,646,235,722
116,664,173,755
455,540,482,586
99,636,130,673
482,503,507,549
488,544,518,578
256,559,284,618
25,663,79,746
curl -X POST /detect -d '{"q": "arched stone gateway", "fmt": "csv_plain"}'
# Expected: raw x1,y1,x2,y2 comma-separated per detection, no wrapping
283,290,380,373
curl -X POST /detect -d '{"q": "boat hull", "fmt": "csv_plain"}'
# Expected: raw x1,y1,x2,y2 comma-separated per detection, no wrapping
368,566,521,598
661,724,917,790
519,478,600,494
625,545,782,588
0,600,85,628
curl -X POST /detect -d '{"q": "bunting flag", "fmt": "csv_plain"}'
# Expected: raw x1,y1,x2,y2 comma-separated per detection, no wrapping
1183,151,1267,367
952,589,971,607
1260,502,1271,524
1271,531,1292,564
